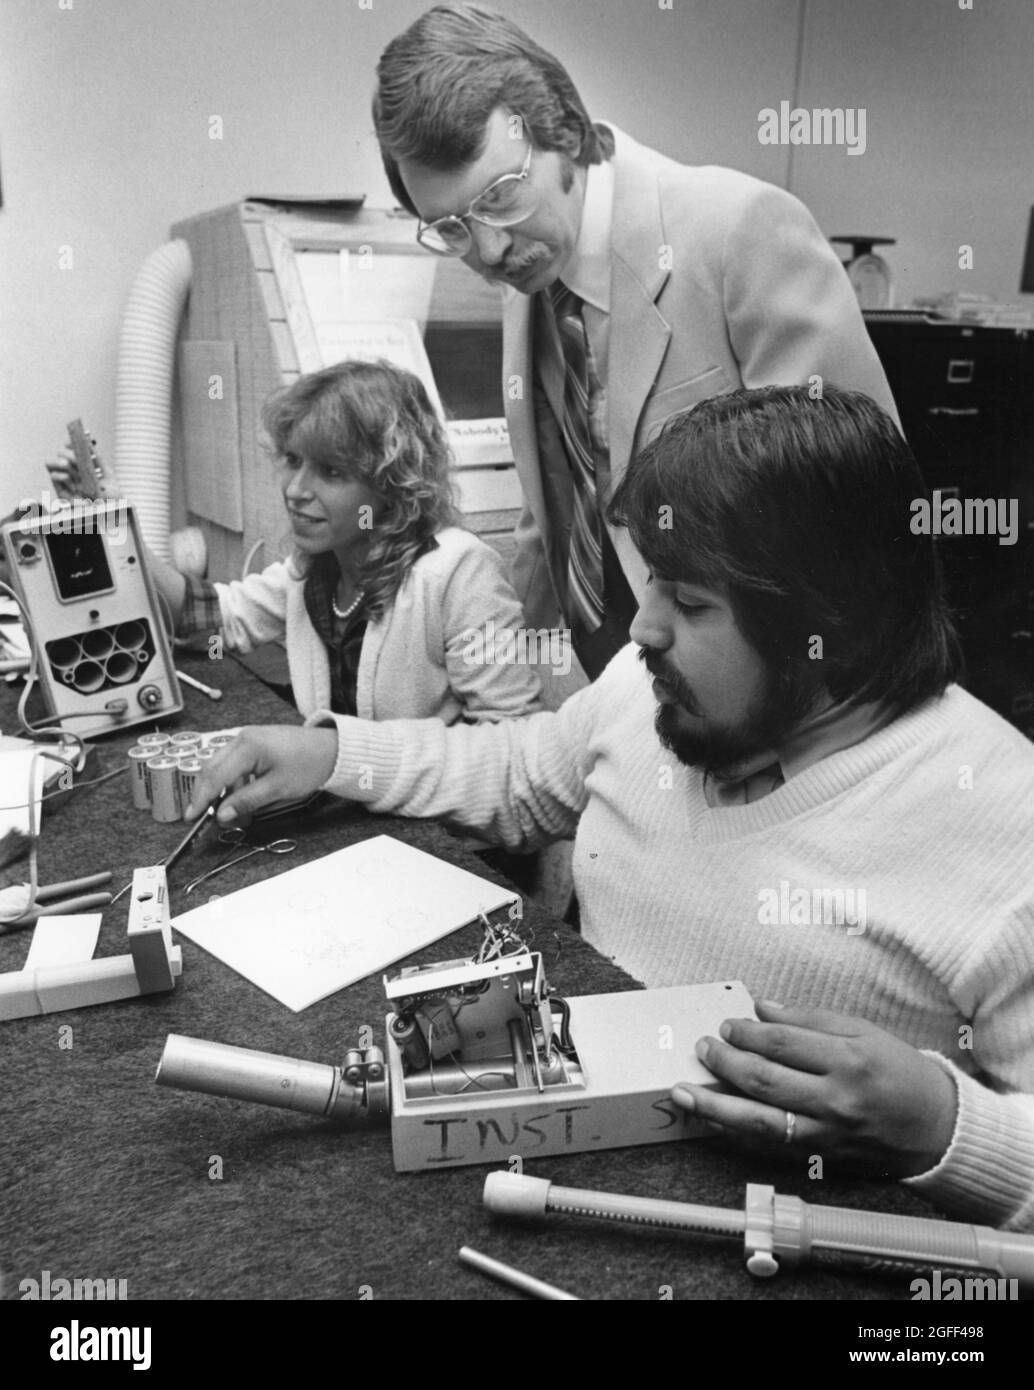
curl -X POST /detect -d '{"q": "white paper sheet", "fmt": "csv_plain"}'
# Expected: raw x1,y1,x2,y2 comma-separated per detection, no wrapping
24,914,103,969
0,914,105,1021
446,418,513,467
171,834,518,1012
294,248,437,329
313,320,445,422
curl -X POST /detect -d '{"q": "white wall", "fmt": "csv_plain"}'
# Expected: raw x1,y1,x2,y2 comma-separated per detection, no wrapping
0,0,799,510
790,0,1034,311
1,0,1030,513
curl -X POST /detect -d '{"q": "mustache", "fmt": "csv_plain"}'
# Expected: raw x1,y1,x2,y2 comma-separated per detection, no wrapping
487,246,549,281
637,645,676,684
490,262,540,284
636,646,701,714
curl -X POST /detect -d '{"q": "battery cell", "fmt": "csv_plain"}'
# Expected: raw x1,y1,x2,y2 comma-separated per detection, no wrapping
137,732,171,752
147,755,182,823
170,732,203,755
177,757,203,811
127,744,154,811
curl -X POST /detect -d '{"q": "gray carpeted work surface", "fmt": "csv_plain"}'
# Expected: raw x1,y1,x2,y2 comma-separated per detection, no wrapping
1,652,938,1302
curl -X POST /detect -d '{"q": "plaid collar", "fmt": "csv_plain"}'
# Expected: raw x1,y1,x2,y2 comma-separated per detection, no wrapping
303,552,340,647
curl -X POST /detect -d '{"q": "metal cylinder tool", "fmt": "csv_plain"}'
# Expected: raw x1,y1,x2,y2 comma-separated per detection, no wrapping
482,1171,1034,1289
155,1033,388,1122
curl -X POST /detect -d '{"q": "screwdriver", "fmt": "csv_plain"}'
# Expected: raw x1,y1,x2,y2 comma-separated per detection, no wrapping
160,794,225,873
110,794,224,905
483,1172,1034,1290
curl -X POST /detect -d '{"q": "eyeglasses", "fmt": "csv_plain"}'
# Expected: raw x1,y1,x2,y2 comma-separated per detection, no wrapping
416,137,536,257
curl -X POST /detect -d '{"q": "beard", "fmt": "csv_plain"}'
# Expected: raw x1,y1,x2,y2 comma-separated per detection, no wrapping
637,646,820,777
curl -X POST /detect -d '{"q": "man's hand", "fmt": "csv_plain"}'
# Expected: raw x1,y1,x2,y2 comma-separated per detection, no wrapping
671,1000,959,1179
185,725,339,826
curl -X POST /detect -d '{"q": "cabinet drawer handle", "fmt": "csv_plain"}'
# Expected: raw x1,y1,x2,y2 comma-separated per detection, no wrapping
927,406,980,417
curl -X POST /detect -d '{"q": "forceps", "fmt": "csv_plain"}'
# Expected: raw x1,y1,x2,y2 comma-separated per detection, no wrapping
184,837,296,895
202,826,285,876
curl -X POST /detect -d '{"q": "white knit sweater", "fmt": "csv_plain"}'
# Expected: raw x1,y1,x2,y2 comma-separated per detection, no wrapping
308,643,1034,1229
213,527,541,723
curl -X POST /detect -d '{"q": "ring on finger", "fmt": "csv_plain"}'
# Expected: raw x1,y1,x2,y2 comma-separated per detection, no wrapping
783,1109,797,1145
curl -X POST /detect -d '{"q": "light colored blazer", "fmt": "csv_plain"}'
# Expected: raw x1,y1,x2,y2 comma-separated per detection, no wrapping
214,526,542,723
504,125,901,630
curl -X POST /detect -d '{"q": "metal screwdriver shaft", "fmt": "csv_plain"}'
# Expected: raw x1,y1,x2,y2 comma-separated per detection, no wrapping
458,1246,580,1300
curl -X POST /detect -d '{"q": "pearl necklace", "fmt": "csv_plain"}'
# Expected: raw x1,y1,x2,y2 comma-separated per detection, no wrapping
331,587,365,621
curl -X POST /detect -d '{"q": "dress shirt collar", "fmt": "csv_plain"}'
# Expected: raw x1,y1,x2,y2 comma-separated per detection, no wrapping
557,156,614,315
703,697,893,807
778,697,895,781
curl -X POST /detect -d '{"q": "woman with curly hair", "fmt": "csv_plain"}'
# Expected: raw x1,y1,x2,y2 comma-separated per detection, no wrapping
49,358,542,723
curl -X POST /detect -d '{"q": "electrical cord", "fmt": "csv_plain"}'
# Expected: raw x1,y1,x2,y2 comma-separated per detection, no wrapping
0,746,75,926
425,1018,514,1097
241,538,265,579
0,763,127,815
0,579,89,764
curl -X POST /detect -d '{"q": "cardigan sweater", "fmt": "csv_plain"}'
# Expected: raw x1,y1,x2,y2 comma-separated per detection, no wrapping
307,643,1034,1229
210,527,542,723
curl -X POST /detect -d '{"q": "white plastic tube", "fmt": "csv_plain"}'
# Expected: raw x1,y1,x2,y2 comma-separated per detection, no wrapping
114,239,192,559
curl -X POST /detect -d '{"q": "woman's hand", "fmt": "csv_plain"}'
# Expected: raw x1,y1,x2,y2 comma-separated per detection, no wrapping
671,1000,959,1178
185,725,339,826
45,440,190,623
46,440,121,501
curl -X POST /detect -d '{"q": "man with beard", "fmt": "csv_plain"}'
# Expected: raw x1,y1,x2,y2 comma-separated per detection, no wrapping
185,387,1034,1231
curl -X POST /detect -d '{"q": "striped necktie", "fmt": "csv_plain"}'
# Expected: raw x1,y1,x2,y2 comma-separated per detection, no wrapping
546,282,605,633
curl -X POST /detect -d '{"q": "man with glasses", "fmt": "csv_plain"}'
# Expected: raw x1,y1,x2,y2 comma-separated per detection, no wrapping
373,4,898,680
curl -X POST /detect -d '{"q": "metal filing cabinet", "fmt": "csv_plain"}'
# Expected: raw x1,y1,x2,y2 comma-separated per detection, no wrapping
865,315,1034,739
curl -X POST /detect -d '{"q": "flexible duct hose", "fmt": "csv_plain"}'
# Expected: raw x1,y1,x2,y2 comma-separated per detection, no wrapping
114,239,192,561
